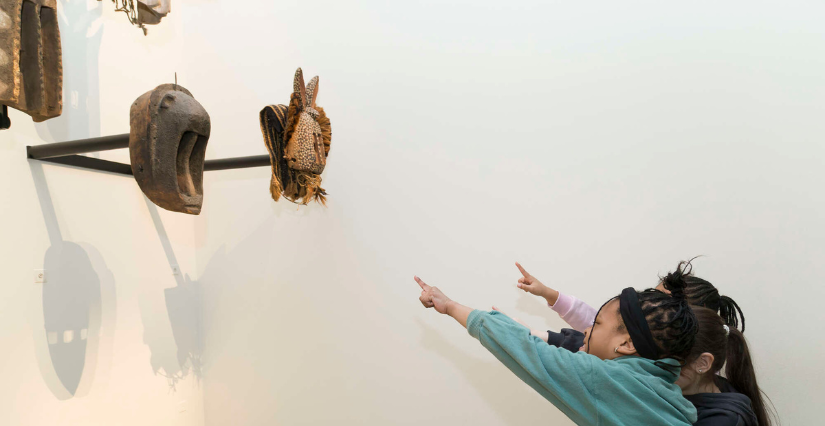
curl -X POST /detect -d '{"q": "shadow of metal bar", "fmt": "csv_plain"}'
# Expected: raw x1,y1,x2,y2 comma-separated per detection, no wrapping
35,155,133,176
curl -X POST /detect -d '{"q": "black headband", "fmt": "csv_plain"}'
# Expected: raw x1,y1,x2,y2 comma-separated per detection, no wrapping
619,287,659,360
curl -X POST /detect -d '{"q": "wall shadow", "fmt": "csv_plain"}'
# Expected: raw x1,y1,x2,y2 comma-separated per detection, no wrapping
29,161,116,399
35,0,103,144
416,319,556,425
164,275,202,381
513,291,572,332
141,198,202,391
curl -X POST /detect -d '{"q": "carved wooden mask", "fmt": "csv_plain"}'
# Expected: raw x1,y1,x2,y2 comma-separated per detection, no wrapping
129,84,210,215
0,0,62,122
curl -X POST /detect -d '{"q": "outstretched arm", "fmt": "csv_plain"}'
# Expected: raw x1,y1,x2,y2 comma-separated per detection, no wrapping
515,262,597,332
414,276,599,425
416,276,472,328
515,262,560,306
551,294,598,332
491,306,550,342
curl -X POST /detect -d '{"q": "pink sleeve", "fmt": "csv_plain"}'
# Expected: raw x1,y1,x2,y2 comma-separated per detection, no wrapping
549,292,597,332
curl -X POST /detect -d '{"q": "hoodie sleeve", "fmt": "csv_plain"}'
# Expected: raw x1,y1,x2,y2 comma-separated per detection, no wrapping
550,292,598,332
467,310,601,424
546,328,586,352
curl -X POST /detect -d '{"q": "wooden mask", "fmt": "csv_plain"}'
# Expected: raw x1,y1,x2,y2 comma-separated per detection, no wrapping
129,84,211,215
0,0,62,122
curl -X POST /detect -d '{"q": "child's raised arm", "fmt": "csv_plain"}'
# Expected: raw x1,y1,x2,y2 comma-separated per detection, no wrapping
515,262,597,332
492,306,551,342
415,276,600,424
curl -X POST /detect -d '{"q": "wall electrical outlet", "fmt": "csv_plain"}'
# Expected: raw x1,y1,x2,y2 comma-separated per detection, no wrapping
34,269,45,284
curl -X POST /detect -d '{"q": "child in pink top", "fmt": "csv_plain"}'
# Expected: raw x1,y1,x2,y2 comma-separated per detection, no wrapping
547,288,597,332
509,262,596,342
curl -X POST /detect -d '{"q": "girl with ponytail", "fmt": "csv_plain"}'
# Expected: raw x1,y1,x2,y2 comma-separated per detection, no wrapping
679,307,777,426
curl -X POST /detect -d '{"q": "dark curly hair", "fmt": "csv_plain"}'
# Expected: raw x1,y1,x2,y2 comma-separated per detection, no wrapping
617,260,698,364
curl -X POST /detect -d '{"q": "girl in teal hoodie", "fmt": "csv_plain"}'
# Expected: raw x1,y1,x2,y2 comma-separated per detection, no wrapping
415,262,699,426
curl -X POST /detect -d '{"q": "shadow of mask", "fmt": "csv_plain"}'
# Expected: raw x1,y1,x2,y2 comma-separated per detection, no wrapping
164,277,202,380
42,241,100,396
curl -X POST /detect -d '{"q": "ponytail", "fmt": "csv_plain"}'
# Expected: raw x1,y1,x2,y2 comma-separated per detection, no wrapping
690,307,777,426
725,326,777,426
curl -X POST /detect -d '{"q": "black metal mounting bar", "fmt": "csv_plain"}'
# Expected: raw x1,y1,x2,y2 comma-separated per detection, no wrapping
205,155,271,171
26,133,271,175
27,133,130,159
1,105,11,130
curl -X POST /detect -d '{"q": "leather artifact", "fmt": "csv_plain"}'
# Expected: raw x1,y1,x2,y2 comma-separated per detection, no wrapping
99,0,170,33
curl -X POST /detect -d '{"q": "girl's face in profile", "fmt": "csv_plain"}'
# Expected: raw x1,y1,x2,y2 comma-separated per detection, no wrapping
581,299,635,360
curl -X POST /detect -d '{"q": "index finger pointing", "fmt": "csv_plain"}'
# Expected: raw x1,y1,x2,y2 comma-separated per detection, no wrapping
515,262,531,279
414,276,430,290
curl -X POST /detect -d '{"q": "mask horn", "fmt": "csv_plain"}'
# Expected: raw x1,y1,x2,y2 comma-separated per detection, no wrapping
306,76,319,109
293,68,307,109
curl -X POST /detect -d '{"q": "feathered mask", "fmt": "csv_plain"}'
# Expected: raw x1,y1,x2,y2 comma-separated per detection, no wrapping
259,68,332,205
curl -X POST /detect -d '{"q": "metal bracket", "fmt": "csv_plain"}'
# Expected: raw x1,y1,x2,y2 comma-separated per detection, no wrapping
1,105,10,130
27,133,270,175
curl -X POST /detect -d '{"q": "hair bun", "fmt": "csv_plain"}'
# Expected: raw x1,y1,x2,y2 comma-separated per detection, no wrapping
661,260,694,300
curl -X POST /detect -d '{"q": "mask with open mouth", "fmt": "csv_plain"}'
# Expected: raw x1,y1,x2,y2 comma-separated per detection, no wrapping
129,83,211,215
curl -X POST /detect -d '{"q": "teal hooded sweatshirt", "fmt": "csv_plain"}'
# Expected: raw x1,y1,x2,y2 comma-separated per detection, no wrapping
467,310,697,426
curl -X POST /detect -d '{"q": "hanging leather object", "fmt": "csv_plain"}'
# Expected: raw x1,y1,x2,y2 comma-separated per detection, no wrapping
97,0,170,34
129,84,211,215
134,0,170,26
0,0,62,123
259,68,332,205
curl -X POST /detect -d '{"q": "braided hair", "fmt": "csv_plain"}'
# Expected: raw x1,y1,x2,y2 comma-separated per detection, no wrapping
619,260,698,363
683,276,746,332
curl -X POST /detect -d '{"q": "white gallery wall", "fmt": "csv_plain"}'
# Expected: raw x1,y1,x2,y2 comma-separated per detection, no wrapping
1,1,202,425
2,1,824,425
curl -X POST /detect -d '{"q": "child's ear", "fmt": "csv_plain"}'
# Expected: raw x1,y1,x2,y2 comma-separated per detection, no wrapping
616,338,638,356
692,352,715,373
